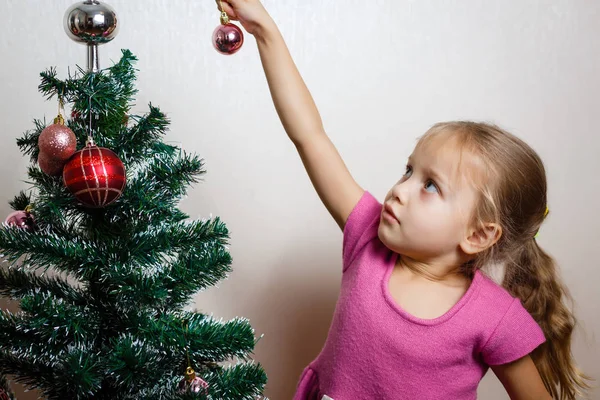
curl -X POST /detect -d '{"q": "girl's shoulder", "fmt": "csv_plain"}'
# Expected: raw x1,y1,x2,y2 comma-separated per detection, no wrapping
446,270,519,332
473,271,546,365
342,191,382,270
473,270,519,313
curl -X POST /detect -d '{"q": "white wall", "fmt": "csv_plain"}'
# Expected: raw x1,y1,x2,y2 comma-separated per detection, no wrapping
1,1,598,399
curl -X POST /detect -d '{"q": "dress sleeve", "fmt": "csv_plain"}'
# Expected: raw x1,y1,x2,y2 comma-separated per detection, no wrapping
342,191,382,272
481,297,546,365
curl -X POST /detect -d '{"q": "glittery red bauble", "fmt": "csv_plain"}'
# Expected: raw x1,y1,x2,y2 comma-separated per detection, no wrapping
212,23,244,55
38,151,66,176
0,388,10,400
4,210,36,232
62,144,126,207
38,123,77,161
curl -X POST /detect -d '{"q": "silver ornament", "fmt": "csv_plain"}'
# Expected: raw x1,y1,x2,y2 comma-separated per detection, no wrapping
64,0,119,72
64,0,118,44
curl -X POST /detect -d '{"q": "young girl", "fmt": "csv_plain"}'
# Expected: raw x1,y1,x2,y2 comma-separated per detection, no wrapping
215,1,590,399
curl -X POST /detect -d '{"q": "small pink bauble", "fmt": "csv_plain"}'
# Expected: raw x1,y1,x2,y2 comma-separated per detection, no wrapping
38,123,77,161
178,367,209,394
38,151,66,176
4,210,35,232
178,376,209,394
212,23,244,55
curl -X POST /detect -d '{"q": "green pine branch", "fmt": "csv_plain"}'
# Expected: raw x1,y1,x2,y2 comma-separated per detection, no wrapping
140,312,257,363
19,292,99,347
0,227,100,280
105,334,179,391
0,310,22,348
16,119,47,163
125,218,228,267
128,362,268,400
133,149,205,202
39,346,103,400
38,67,80,103
0,267,86,305
116,105,170,165
202,363,267,400
25,166,68,202
0,348,61,397
160,245,232,309
8,191,31,212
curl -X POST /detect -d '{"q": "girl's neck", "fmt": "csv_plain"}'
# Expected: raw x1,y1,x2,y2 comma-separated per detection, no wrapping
397,255,470,285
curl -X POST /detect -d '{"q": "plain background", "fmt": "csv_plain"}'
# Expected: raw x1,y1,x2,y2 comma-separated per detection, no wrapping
1,0,598,399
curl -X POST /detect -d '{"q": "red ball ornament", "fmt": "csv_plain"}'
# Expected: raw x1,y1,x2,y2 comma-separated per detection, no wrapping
0,388,10,400
62,142,126,207
38,120,77,161
212,23,244,55
4,210,36,232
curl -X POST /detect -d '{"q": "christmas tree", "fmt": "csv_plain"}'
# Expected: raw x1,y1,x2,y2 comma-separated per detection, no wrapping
0,2,266,399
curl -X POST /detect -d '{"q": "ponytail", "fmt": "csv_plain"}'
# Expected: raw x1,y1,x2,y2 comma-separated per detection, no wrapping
502,239,591,399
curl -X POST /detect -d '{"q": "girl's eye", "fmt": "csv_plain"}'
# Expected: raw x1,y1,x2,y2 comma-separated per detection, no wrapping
424,180,439,193
403,165,413,178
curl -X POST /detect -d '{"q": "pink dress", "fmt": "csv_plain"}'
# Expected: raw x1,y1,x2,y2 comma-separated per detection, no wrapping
293,192,545,400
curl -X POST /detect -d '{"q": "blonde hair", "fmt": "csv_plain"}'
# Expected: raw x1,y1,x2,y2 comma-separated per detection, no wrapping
420,121,591,399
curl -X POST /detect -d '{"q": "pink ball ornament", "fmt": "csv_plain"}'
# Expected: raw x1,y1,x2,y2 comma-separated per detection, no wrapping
38,121,77,161
178,367,209,394
38,151,66,176
4,210,36,232
212,23,244,55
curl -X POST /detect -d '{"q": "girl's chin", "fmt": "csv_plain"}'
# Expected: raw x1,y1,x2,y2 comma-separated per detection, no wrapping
377,230,406,254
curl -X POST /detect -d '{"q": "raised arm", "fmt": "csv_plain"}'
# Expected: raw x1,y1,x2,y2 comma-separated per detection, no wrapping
218,0,364,229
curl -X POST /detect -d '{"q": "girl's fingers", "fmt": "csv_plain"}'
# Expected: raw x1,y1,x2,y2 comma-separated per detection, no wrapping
215,0,239,20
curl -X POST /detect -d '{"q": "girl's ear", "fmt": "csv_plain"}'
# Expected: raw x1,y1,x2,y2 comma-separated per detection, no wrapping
460,223,502,255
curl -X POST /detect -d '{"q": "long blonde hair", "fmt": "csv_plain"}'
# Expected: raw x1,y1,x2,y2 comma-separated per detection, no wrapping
421,121,591,399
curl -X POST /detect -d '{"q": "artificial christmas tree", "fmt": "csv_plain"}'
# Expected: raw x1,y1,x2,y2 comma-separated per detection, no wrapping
0,1,266,399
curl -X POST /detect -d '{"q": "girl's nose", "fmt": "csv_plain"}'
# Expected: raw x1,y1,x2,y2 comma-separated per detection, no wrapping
391,181,410,205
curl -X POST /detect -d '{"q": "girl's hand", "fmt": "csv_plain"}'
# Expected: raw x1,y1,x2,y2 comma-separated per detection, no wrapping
215,0,274,37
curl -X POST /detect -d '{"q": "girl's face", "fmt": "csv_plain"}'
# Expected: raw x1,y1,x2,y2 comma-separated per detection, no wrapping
378,132,482,262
